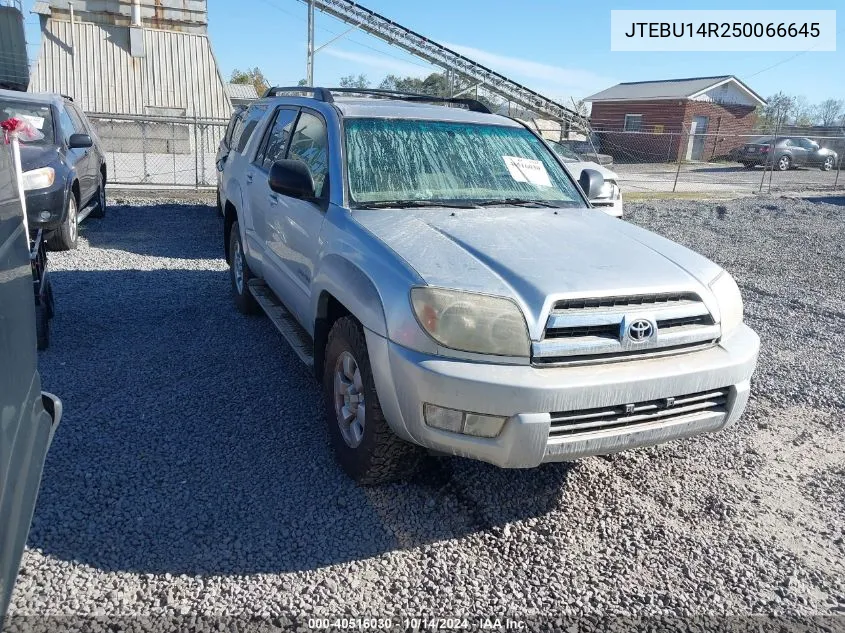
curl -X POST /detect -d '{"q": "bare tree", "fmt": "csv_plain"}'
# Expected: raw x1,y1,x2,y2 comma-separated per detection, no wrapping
817,99,845,127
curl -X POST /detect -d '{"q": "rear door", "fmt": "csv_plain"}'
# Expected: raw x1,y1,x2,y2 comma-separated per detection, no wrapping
68,103,103,192
0,144,60,618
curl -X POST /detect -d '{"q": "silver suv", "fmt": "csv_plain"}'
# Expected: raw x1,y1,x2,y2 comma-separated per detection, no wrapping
219,87,760,484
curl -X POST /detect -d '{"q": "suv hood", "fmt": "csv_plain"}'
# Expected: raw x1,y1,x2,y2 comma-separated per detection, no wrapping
19,144,60,172
353,208,722,339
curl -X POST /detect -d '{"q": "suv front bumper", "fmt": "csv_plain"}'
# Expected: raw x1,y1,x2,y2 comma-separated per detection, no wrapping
367,324,760,468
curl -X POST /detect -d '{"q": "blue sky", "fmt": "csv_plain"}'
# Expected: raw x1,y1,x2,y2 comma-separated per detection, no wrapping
22,0,844,104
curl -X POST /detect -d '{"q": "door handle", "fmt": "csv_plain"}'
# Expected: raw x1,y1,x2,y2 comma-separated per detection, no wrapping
246,172,254,184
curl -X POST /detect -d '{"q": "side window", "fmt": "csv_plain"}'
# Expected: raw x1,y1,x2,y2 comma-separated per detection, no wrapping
58,107,77,144
235,104,269,154
255,108,298,171
287,111,329,198
66,105,88,134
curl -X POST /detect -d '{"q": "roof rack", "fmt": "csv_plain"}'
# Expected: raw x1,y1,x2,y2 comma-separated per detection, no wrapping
262,86,492,114
262,87,335,101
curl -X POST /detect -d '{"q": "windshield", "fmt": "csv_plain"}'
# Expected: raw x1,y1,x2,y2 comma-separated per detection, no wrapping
548,140,583,163
0,99,54,144
345,118,584,207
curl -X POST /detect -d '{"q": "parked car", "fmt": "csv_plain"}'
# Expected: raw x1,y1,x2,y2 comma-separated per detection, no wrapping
738,136,839,172
0,143,62,618
554,139,613,166
216,104,247,215
219,87,759,485
0,89,107,250
548,140,623,217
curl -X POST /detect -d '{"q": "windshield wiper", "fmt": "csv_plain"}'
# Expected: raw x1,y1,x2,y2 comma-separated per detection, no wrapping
474,198,563,208
354,200,479,209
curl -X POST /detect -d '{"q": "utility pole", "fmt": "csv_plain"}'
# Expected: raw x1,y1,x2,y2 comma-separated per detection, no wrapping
306,0,315,86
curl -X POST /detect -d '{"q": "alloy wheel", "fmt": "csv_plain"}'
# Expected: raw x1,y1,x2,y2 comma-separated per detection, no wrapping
334,351,365,448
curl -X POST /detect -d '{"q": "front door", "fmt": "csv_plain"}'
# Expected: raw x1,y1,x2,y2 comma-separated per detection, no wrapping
0,145,60,617
265,110,330,324
686,115,709,161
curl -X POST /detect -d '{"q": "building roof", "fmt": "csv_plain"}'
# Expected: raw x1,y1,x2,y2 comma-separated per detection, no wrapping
227,83,259,100
585,75,766,106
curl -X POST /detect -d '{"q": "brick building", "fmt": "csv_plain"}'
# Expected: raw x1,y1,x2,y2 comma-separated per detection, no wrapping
585,76,766,163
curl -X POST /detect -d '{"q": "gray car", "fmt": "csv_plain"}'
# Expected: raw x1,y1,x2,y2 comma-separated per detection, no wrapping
0,142,62,617
219,87,759,485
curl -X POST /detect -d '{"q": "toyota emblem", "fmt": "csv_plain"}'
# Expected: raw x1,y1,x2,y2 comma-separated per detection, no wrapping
627,319,654,342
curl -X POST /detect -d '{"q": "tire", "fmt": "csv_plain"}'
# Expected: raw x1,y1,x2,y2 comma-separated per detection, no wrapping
228,220,259,315
323,316,423,485
89,173,106,218
742,162,755,169
776,155,791,172
47,193,78,251
821,156,835,171
217,189,224,217
35,303,50,351
44,279,55,320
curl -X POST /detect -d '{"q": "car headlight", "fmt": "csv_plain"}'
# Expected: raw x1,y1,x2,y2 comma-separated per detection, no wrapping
410,287,530,357
709,272,743,337
595,180,620,200
22,167,55,191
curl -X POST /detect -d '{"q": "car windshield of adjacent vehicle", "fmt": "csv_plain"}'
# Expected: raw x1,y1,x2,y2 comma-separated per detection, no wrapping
344,118,585,208
548,141,583,163
0,100,54,145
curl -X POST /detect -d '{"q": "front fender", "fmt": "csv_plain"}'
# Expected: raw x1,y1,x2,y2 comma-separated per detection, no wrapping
312,254,387,337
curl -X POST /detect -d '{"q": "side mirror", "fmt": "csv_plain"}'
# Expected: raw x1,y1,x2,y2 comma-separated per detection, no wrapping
268,159,315,199
68,133,93,149
579,168,605,200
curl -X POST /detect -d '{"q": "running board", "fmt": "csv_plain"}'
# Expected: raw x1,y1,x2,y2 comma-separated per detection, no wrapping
248,279,314,368
77,200,98,223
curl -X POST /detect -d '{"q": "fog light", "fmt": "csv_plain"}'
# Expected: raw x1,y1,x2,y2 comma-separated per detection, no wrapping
424,404,506,438
463,413,506,438
39,211,52,221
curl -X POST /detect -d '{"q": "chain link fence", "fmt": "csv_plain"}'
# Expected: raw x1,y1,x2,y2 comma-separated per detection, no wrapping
86,113,229,189
584,122,844,196
86,111,843,196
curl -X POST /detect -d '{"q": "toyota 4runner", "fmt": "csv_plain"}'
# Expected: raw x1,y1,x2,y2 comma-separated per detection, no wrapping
219,87,760,484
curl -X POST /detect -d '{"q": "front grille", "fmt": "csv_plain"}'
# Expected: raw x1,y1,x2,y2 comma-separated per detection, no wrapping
533,291,719,364
549,388,729,437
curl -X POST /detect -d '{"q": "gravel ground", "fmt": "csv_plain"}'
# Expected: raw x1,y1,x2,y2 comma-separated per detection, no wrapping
7,195,845,627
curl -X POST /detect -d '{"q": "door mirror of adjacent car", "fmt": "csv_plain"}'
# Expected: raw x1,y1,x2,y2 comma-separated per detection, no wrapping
579,168,605,201
268,160,315,199
68,133,93,149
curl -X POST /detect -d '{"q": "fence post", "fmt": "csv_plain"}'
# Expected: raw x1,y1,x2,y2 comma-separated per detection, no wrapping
834,151,842,191
672,124,687,193
193,117,199,191
141,120,148,183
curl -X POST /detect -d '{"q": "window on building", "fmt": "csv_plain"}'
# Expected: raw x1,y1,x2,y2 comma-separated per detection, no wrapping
623,114,643,132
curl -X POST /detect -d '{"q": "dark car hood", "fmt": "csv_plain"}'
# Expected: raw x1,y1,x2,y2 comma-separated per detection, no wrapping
18,144,60,172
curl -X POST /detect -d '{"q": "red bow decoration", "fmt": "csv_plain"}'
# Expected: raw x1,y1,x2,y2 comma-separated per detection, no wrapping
2,117,44,144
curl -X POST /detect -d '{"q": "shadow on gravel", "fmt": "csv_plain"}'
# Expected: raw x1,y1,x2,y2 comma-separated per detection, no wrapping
804,196,845,207
29,260,567,576
82,203,223,260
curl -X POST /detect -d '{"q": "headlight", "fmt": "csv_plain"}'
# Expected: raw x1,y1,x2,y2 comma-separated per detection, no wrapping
595,180,620,200
410,287,530,357
709,272,743,337
22,167,55,191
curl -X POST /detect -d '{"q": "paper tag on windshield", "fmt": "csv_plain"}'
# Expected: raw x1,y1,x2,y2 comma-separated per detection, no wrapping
19,115,45,130
503,156,552,188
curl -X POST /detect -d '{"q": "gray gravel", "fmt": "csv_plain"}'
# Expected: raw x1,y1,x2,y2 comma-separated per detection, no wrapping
7,195,845,624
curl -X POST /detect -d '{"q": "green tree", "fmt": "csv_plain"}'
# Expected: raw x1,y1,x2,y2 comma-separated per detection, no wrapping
339,74,370,89
231,67,270,98
297,78,308,87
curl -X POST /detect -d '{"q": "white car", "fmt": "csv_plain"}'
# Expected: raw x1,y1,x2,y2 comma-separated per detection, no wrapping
549,140,623,217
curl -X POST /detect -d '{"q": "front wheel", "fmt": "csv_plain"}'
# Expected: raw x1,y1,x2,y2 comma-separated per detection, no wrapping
323,316,423,485
228,220,259,315
821,156,835,171
47,194,78,251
